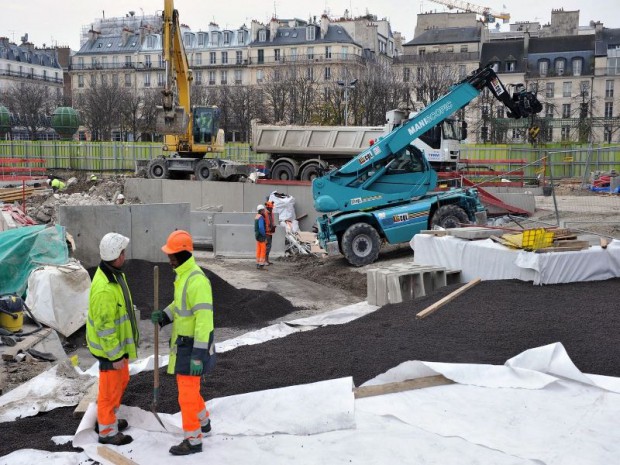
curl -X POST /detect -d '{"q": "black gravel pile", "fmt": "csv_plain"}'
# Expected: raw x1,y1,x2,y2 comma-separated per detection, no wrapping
89,259,299,328
2,278,619,456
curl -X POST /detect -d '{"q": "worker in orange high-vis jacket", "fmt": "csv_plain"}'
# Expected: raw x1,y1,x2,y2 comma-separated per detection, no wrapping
255,204,267,270
263,201,276,265
151,230,216,456
87,232,139,446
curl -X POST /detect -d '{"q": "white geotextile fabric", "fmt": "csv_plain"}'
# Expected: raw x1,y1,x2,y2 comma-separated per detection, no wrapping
24,263,90,337
411,234,620,285
3,343,619,465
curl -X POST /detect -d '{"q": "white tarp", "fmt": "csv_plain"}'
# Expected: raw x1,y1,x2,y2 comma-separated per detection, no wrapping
24,262,90,337
3,343,619,465
411,234,620,285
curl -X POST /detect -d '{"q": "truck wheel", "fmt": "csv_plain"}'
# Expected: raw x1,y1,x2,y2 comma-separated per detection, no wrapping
146,158,169,179
300,163,323,181
431,205,469,229
271,162,295,180
195,159,219,181
341,223,381,267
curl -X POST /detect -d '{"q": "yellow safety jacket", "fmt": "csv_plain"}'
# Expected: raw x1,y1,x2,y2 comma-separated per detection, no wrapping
163,256,215,375
51,178,66,191
87,264,139,362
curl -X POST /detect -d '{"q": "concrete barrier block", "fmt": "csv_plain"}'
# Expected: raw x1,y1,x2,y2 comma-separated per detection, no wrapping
190,211,216,247
213,224,286,259
366,270,378,306
124,178,162,203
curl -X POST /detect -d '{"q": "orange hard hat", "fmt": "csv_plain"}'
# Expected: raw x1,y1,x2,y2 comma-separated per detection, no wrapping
161,230,193,254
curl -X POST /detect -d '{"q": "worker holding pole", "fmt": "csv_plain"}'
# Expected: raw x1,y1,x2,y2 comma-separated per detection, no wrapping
151,230,216,456
86,232,139,446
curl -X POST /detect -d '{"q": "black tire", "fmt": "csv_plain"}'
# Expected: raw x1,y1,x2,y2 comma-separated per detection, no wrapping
271,162,295,181
341,223,381,267
431,204,470,229
195,159,219,181
146,158,169,179
299,163,324,181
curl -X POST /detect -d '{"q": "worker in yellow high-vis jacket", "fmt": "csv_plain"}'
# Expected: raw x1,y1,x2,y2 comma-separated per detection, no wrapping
151,230,216,456
87,232,139,446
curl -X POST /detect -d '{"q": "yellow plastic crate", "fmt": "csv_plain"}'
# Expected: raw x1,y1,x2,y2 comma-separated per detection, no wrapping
522,228,555,250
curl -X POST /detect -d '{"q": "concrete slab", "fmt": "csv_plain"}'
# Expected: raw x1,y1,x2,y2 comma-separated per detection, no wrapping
213,224,286,259
448,227,499,240
191,211,216,247
202,182,244,212
489,192,536,215
125,178,162,203
162,180,202,210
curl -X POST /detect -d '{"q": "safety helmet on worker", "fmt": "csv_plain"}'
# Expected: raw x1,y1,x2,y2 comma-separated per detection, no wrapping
99,232,130,261
256,204,265,212
117,194,125,200
162,230,194,254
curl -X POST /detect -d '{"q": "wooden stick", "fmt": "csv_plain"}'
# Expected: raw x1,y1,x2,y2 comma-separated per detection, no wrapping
354,375,454,399
97,445,140,465
2,327,52,361
73,380,99,418
416,278,482,319
153,266,160,399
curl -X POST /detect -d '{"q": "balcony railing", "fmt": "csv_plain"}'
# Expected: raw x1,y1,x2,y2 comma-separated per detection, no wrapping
248,54,365,66
0,70,63,84
526,69,592,78
394,51,480,64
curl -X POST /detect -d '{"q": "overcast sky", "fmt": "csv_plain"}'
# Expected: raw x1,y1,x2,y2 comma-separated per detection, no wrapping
2,0,619,51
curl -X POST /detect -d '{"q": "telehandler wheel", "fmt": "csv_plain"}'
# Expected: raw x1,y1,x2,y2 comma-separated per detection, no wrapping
431,204,469,229
341,222,381,267
195,159,219,181
146,158,169,179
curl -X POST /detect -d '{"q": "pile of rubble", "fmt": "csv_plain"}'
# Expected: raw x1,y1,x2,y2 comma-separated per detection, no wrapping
25,175,133,224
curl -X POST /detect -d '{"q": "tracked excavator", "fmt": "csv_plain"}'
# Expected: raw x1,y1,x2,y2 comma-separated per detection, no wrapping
313,64,543,266
146,0,252,181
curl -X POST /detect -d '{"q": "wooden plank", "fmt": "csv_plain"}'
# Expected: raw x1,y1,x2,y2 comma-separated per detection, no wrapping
1,328,53,361
420,230,449,236
97,446,140,465
416,278,482,320
353,375,454,399
73,380,99,418
535,246,589,253
552,240,590,248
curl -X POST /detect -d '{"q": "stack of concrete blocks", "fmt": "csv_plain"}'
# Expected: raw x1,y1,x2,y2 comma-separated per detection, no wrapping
367,262,462,306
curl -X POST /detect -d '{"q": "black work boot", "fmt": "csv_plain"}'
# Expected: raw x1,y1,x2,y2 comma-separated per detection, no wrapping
169,439,202,455
201,418,211,434
95,419,128,434
98,432,133,446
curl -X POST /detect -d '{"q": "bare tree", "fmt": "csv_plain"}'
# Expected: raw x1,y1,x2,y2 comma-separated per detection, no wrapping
74,77,125,141
1,82,57,138
286,64,318,125
262,69,289,123
118,88,143,141
227,85,263,141
138,88,162,141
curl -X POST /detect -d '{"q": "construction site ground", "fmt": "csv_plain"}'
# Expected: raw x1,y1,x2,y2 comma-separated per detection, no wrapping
0,175,619,459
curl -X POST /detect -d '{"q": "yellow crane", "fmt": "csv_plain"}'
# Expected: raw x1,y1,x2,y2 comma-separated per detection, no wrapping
428,0,511,24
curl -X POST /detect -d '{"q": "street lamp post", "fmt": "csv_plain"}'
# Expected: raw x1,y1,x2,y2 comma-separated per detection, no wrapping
337,78,357,126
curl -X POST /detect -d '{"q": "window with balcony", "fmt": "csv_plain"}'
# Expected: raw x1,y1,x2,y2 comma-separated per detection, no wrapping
222,52,228,65
195,53,202,66
78,74,84,88
417,67,424,80
307,47,314,60
237,30,245,44
446,46,454,53
274,49,281,61
403,68,410,82
604,125,612,143
234,69,242,84
325,46,332,59
555,58,565,76
563,82,572,98
194,71,202,85
209,71,216,85
258,49,264,64
561,126,570,141
324,66,331,80
221,70,227,85
145,55,152,68
125,56,132,68
580,81,590,97
290,48,298,61
572,57,583,76
341,46,348,59
78,57,84,69
562,103,571,118
112,74,118,86
144,73,151,87
545,103,554,118
198,33,206,46
545,82,554,98
306,26,316,41
236,51,243,64
157,72,164,87
497,107,505,118
158,55,163,67
605,102,614,118
210,52,216,65
92,58,99,68
90,74,96,86
538,59,549,76
419,48,425,56
274,69,280,81
606,80,614,98
257,69,264,83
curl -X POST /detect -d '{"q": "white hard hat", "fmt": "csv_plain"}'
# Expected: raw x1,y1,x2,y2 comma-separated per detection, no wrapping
256,204,265,212
46,179,51,185
99,232,130,261
117,194,125,200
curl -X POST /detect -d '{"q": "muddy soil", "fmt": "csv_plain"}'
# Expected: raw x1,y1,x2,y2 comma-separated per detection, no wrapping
2,277,619,456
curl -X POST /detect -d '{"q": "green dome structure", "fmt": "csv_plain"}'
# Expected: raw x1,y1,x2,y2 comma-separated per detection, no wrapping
51,107,80,139
0,106,10,136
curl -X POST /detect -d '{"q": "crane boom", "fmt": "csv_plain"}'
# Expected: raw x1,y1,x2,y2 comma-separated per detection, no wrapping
429,0,510,23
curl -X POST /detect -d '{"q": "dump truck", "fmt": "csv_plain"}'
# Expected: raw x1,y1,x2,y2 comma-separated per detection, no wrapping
250,110,465,181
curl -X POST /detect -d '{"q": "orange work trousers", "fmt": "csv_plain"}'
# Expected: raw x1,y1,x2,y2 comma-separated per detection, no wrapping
256,240,266,265
177,374,208,442
98,359,129,436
